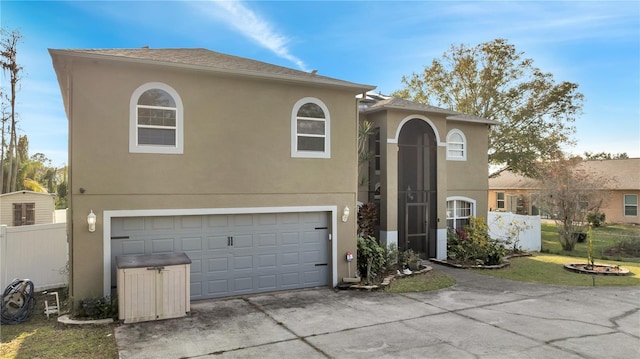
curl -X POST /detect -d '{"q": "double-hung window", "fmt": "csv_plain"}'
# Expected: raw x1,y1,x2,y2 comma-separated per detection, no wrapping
292,97,330,158
496,192,505,210
624,194,638,216
446,198,475,229
130,82,183,154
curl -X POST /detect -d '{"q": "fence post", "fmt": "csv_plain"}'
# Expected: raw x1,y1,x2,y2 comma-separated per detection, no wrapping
1,225,6,291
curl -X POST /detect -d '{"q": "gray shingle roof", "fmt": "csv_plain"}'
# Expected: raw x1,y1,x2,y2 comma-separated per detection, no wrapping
49,48,375,92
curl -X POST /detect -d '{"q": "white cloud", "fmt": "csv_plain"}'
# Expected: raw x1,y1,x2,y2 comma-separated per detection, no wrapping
196,0,309,71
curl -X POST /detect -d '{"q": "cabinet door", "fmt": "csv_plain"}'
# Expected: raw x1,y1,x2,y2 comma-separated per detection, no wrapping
118,267,157,323
157,265,189,320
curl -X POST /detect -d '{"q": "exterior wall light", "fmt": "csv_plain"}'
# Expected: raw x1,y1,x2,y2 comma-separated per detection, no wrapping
87,210,97,232
342,206,350,222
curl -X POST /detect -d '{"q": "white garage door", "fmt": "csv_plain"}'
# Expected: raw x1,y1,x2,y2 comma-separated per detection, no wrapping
111,212,329,300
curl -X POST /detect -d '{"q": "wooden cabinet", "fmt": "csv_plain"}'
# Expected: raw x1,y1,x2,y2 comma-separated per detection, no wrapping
116,253,191,324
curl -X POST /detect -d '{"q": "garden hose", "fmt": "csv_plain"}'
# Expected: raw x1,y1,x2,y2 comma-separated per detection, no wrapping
1,279,36,325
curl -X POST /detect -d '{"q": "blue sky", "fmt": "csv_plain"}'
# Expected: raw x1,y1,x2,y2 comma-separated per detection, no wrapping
2,0,639,166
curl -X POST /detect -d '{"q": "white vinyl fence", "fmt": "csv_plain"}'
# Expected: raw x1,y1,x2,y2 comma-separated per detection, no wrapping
487,212,541,252
0,223,68,292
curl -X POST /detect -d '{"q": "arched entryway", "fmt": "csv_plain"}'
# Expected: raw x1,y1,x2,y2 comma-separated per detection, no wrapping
397,119,437,257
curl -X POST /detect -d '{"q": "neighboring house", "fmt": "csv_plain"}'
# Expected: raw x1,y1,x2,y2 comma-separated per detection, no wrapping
488,158,640,224
0,191,56,226
357,94,497,259
49,48,494,303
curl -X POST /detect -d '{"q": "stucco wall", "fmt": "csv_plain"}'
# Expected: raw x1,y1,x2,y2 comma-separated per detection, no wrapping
58,56,362,301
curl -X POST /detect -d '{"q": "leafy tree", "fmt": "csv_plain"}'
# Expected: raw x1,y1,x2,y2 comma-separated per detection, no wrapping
394,39,584,178
537,158,610,251
0,28,23,193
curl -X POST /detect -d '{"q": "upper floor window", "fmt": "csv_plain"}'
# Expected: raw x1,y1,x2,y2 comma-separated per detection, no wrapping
446,197,475,230
130,82,183,154
446,129,466,161
624,194,638,216
291,97,330,158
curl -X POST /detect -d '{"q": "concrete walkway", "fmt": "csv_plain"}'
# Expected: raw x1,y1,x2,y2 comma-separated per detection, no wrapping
115,262,640,359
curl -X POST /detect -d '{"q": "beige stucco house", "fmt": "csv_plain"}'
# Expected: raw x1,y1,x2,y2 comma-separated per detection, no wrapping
0,190,56,226
358,94,496,258
488,158,640,225
50,48,495,303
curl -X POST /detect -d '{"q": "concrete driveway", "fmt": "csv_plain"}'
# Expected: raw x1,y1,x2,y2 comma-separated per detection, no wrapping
115,263,640,359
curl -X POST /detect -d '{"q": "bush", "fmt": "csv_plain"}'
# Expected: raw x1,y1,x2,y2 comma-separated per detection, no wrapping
75,296,118,320
572,231,587,243
615,237,640,257
447,217,507,266
357,236,386,284
587,212,606,227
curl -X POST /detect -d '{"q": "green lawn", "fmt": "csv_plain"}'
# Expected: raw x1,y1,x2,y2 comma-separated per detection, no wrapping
385,270,456,293
472,253,640,286
0,290,118,359
541,222,640,262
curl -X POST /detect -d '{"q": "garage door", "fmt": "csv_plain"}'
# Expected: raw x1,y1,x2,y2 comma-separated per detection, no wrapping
111,212,329,300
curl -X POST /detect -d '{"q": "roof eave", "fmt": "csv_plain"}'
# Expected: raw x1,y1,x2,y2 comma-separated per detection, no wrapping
49,49,376,93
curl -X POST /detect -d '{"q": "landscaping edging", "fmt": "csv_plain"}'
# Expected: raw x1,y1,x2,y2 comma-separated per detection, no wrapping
57,314,115,325
343,265,433,291
563,263,631,276
429,258,510,269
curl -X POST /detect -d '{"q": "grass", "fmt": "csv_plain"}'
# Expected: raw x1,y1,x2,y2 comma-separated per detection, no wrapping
0,289,118,359
471,253,640,286
385,270,456,293
541,222,640,262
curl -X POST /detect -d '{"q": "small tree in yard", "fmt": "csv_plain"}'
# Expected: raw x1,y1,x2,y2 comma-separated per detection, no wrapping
537,158,610,251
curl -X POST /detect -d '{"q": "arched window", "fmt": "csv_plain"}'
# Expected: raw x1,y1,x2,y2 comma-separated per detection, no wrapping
130,82,183,154
291,97,330,158
446,129,466,161
446,197,476,229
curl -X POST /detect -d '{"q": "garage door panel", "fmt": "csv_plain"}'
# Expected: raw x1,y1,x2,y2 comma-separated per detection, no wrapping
258,254,277,269
179,216,203,229
112,211,329,300
233,214,254,227
150,217,174,230
207,257,229,273
233,255,253,270
151,238,175,253
258,275,276,290
257,232,277,247
231,234,253,249
234,277,253,292
208,280,229,295
281,232,300,245
179,237,203,251
207,235,229,250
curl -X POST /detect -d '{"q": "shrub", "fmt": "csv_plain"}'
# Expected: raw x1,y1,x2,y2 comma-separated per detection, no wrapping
357,236,386,284
75,296,118,320
587,212,606,227
447,217,507,266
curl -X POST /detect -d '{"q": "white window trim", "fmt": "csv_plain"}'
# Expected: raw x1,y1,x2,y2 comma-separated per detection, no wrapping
496,191,505,209
446,129,467,161
446,196,476,229
623,194,638,217
291,97,330,158
130,82,184,154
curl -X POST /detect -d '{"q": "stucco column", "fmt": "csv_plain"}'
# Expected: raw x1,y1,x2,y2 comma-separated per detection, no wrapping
380,138,398,248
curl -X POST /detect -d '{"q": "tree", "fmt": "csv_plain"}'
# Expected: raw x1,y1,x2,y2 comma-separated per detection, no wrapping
394,39,584,178
537,158,610,251
0,28,23,193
